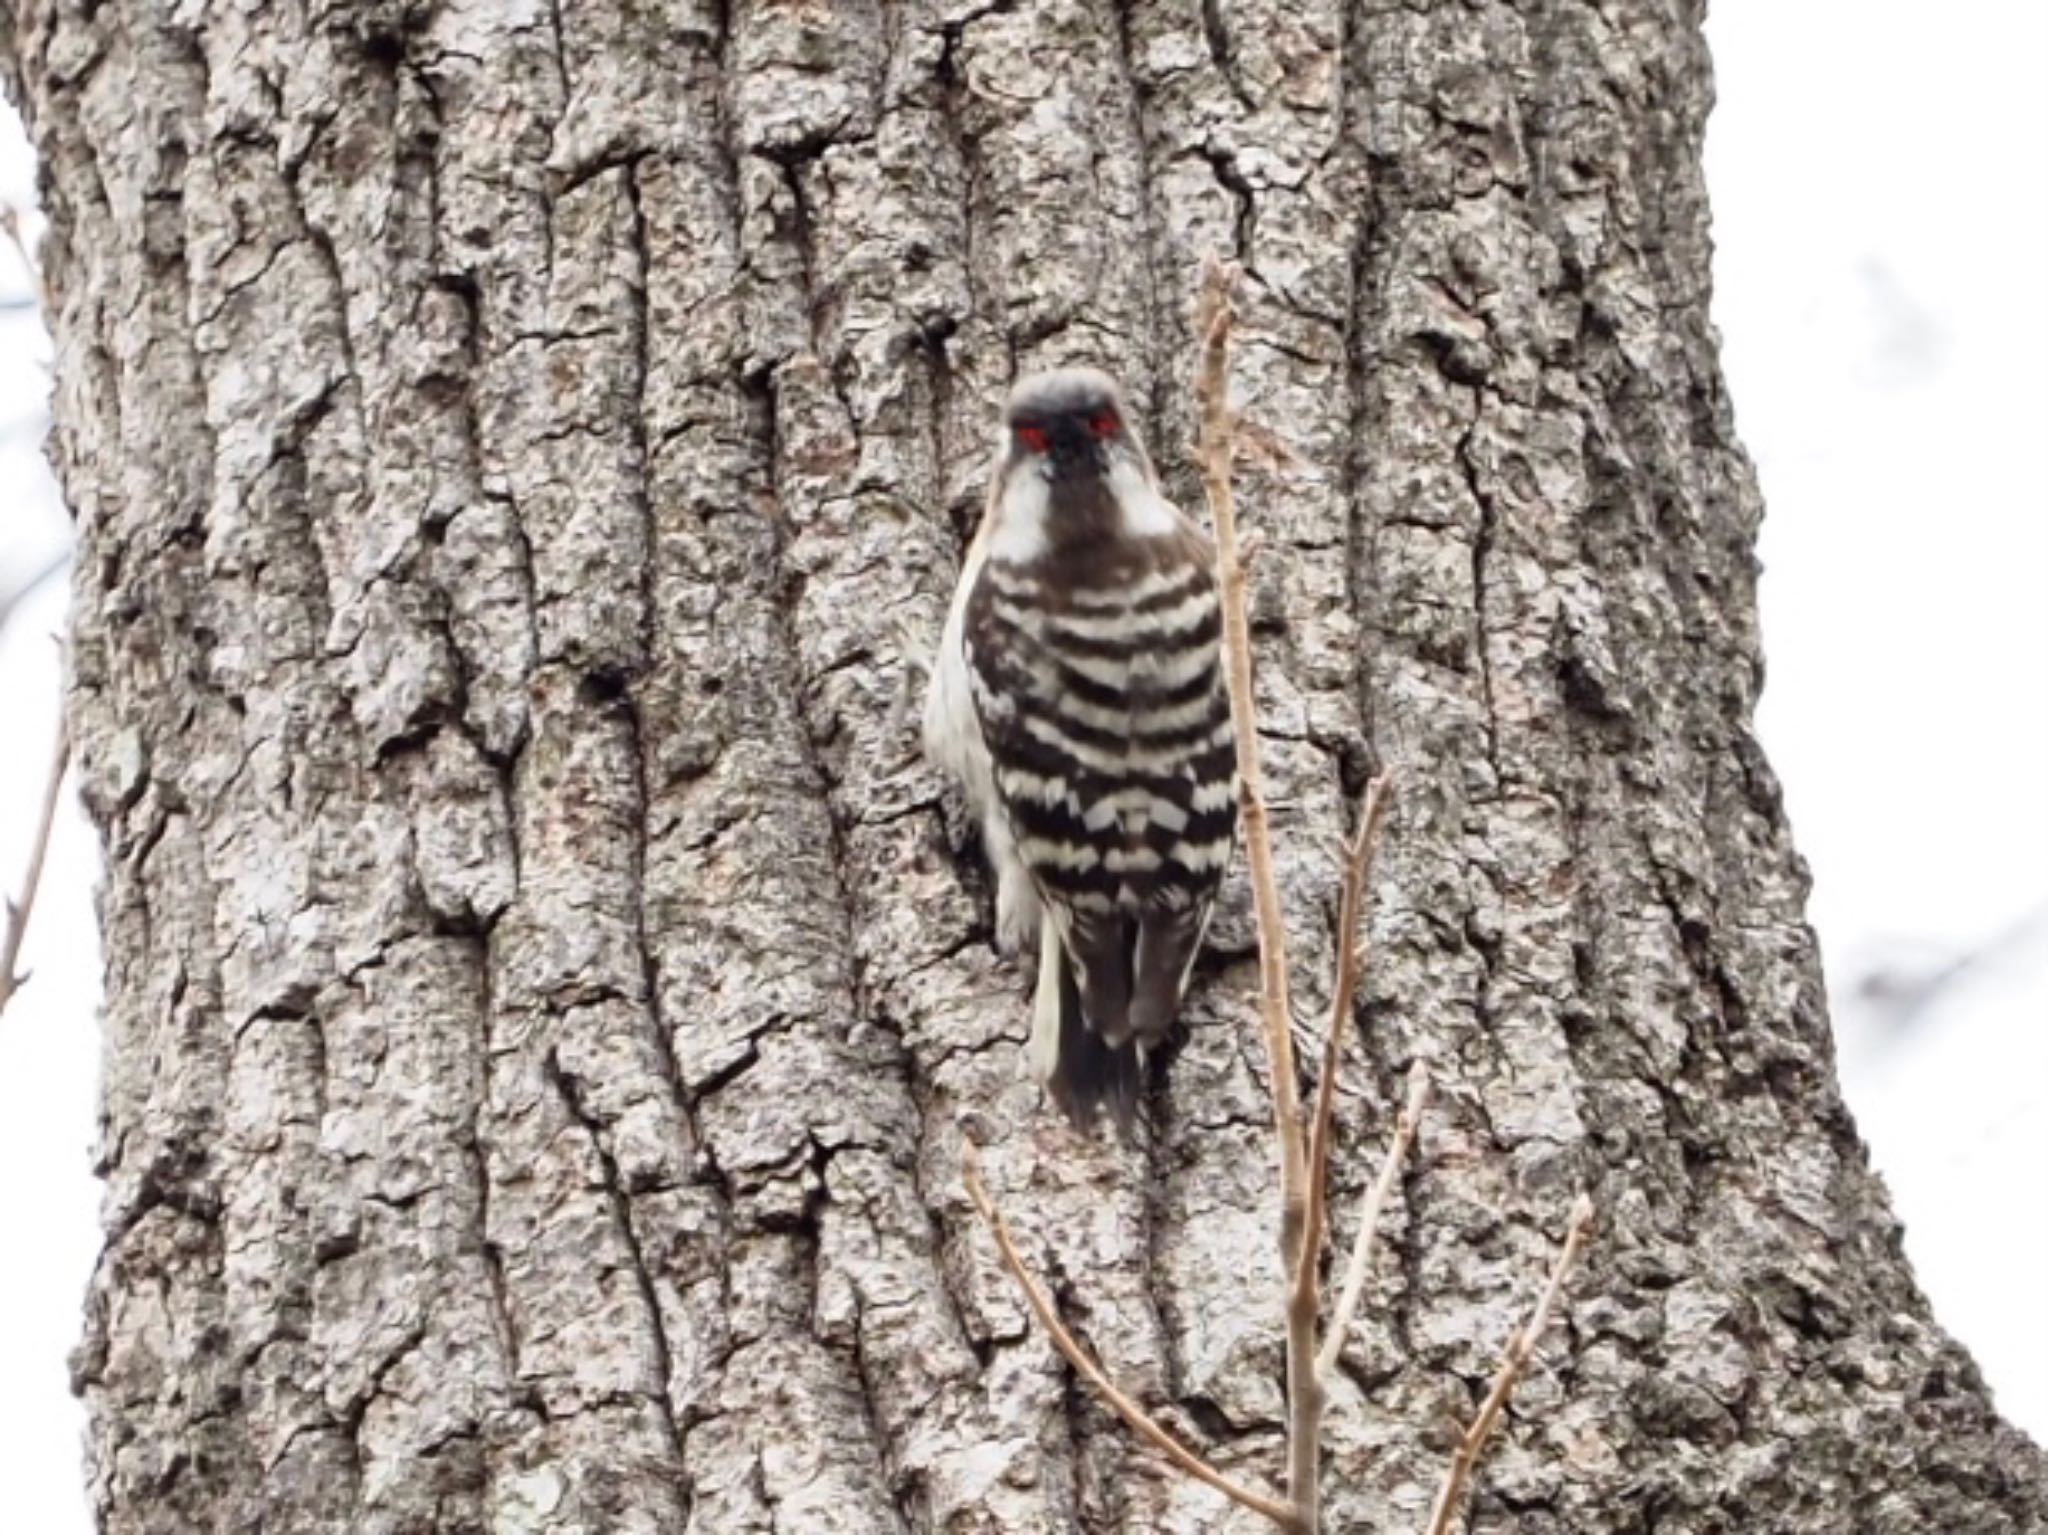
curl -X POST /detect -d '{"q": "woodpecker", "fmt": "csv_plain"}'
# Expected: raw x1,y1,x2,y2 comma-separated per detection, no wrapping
924,367,1238,1125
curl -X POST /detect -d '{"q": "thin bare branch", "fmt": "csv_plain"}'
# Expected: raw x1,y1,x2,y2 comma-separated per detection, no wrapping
0,549,68,635
1422,1193,1597,1535
1195,254,1323,1528
1300,773,1397,1298
1,202,45,311
1317,1063,1430,1378
1195,256,1300,1200
1231,410,1303,473
962,1144,1301,1531
0,715,70,1021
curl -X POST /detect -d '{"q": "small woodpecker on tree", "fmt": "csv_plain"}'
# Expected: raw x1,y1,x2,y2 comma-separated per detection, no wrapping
925,367,1238,1124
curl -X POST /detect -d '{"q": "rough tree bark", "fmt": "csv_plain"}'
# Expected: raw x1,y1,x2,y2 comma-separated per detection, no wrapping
4,2,2042,1532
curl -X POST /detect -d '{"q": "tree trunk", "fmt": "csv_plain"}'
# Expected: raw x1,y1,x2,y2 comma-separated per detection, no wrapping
5,1,2041,1531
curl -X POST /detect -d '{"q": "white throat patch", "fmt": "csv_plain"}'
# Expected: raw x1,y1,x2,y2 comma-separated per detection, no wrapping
988,464,1052,565
1107,456,1179,538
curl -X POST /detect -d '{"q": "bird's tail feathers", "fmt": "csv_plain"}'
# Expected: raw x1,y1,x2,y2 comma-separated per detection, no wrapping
1029,913,1142,1130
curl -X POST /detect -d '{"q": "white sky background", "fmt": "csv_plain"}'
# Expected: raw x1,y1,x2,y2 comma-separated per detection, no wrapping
1705,0,2048,1443
2,3,2044,1524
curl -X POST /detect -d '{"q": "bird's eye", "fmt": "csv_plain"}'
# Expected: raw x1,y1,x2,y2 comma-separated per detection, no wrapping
1086,409,1120,438
1015,424,1052,454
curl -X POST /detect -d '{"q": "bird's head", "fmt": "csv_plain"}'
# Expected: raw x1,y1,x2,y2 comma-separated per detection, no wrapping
1002,367,1150,486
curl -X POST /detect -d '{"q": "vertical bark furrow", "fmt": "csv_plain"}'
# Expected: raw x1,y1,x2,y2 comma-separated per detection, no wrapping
697,7,1080,1526
1336,8,1608,1521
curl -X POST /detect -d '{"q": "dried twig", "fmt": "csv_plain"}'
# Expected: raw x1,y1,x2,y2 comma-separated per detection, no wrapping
0,549,68,635
2,202,42,303
1318,1063,1430,1378
1281,772,1403,1529
962,1144,1300,1530
0,201,48,321
1301,773,1398,1286
1195,258,1302,1214
1195,255,1328,1526
1232,412,1303,474
1422,1194,1597,1535
0,717,70,1021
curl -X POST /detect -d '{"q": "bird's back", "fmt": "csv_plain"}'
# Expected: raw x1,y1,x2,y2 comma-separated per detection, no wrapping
964,514,1237,1075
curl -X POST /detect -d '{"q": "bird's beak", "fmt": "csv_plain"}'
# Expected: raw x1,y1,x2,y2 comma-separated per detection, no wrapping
1045,420,1102,476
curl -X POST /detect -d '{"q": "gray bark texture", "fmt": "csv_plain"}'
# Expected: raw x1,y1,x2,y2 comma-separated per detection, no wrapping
5,1,2043,1532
